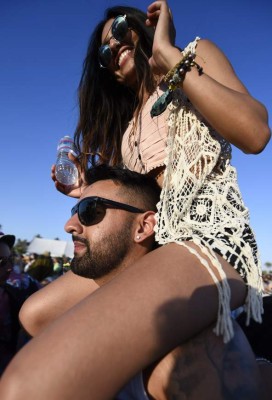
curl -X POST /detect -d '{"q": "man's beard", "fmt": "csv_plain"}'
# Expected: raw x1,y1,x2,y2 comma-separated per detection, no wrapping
71,220,134,280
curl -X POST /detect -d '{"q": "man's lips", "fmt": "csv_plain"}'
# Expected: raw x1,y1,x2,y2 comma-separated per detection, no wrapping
72,238,87,254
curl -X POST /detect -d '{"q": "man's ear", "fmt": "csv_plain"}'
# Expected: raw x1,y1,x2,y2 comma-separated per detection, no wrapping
134,211,156,243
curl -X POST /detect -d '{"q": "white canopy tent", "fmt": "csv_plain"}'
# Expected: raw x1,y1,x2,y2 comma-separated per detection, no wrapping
27,237,74,258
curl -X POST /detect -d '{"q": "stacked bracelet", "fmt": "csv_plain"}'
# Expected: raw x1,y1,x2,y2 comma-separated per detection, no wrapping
150,51,203,118
164,51,203,90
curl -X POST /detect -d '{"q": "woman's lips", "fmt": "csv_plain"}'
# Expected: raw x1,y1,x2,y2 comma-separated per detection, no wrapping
115,46,133,68
118,49,132,67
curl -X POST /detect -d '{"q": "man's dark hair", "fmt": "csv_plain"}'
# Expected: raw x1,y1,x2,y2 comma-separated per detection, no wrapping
85,165,161,212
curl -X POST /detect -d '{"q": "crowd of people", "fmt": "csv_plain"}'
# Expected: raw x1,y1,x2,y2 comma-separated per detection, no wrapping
0,233,40,374
22,252,68,285
0,0,271,398
14,252,69,286
0,233,72,375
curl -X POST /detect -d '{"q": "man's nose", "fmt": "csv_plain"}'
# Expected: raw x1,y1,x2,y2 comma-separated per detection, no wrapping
64,213,83,235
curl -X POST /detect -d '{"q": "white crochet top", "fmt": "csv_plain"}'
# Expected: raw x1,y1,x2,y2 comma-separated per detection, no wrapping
123,38,263,342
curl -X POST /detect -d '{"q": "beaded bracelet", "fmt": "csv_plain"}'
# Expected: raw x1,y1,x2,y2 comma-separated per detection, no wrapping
150,51,203,118
165,51,203,90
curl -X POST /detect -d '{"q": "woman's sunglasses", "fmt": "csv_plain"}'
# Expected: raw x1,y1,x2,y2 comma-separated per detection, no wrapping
99,15,129,68
71,196,144,226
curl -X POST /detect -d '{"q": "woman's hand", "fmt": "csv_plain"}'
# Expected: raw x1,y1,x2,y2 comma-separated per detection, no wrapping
51,153,86,199
146,0,180,75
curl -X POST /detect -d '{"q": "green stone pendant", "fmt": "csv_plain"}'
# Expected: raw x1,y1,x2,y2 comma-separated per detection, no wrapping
150,89,173,118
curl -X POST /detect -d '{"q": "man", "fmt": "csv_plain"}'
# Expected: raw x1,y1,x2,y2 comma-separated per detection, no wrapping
0,166,268,399
0,233,39,375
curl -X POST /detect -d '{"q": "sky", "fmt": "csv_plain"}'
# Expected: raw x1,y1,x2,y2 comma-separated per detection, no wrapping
0,0,271,265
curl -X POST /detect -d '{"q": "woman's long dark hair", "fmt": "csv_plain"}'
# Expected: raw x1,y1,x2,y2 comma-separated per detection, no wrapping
74,6,156,168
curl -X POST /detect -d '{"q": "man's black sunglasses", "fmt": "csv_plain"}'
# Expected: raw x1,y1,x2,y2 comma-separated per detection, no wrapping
71,196,145,226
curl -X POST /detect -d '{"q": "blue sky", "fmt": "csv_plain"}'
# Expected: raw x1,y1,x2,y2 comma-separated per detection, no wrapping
0,0,271,265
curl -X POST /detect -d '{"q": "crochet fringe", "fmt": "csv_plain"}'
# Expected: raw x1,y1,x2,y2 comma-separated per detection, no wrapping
154,37,263,342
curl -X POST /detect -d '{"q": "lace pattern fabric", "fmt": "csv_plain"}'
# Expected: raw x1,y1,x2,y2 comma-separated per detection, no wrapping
154,38,263,342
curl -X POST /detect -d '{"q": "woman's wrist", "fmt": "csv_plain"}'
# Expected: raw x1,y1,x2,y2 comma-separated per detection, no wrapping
150,47,204,118
164,51,203,89
156,46,184,75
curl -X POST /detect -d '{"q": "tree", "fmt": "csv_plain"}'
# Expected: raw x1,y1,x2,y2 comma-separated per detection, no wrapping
264,262,272,270
14,239,29,255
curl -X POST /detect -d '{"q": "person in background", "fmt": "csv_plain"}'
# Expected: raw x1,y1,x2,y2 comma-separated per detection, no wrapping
0,233,40,375
27,252,54,284
52,257,62,275
23,253,38,273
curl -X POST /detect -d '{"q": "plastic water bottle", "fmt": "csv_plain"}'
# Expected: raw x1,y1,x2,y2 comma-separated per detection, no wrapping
55,136,78,186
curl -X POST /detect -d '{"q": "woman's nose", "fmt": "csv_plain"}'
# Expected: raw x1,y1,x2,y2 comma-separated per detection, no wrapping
108,35,120,50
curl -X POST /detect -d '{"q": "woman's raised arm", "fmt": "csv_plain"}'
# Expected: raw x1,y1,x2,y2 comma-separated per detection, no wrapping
147,1,270,153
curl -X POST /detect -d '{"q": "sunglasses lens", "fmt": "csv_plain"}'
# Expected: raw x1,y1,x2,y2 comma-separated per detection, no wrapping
99,16,128,68
99,45,112,68
78,199,97,226
112,16,128,42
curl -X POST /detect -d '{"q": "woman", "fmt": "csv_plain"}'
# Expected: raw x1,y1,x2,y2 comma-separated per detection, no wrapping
54,1,270,340
1,1,270,398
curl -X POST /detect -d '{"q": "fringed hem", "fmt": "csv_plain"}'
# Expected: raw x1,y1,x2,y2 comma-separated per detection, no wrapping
178,239,234,343
156,237,264,343
154,36,264,343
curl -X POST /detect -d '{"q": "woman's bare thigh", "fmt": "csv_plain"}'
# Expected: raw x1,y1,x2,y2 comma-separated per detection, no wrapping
0,242,247,400
133,242,246,339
